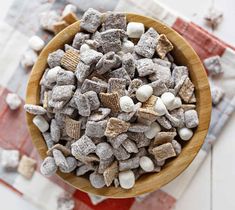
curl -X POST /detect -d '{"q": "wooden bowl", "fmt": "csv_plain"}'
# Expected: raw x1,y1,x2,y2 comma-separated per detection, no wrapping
26,13,211,198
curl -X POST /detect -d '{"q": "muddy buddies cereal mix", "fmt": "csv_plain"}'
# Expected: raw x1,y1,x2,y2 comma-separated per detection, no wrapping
25,9,199,189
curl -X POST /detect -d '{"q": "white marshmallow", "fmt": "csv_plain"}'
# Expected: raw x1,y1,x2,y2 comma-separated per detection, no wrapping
144,122,161,139
40,11,60,32
121,39,134,54
127,22,145,38
29,35,45,51
178,127,193,141
1,149,20,168
62,4,77,17
80,44,91,53
33,115,49,133
161,92,175,109
168,97,182,111
119,170,135,189
120,96,135,112
154,97,167,116
139,156,154,172
21,50,38,68
5,93,21,110
136,85,153,102
46,66,61,83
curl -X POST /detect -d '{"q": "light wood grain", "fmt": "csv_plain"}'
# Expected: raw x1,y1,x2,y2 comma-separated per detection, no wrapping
25,13,211,198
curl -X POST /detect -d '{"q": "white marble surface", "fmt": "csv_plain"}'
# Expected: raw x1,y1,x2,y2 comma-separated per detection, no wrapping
0,0,235,210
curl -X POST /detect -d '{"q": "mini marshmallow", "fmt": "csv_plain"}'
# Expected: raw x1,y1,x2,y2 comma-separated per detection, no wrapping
127,22,145,38
154,97,167,116
121,39,134,54
80,43,91,53
62,4,77,17
144,121,161,139
120,96,134,112
178,127,193,141
168,97,182,111
136,85,153,102
29,35,45,51
119,170,135,189
46,66,61,83
33,115,49,132
1,149,20,169
161,92,175,109
139,156,154,172
6,93,21,110
21,50,38,68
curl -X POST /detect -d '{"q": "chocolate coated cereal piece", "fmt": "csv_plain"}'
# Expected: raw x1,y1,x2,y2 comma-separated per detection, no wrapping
107,78,126,97
156,116,172,129
153,132,177,146
52,149,69,168
165,112,181,127
106,67,131,84
80,8,102,33
98,156,114,173
95,142,113,160
81,79,107,94
24,104,47,115
105,117,130,138
52,85,75,101
71,135,96,157
17,155,36,179
152,58,171,68
89,172,106,189
42,132,54,149
47,49,65,68
50,119,61,142
65,116,81,139
150,80,168,96
172,66,189,85
137,108,158,123
127,79,143,95
170,108,185,128
59,156,77,173
72,32,90,49
108,133,128,149
103,12,126,30
136,58,155,77
122,53,136,78
156,34,173,59
80,49,103,65
172,140,181,155
47,144,71,156
74,93,91,117
75,153,99,164
184,110,199,128
152,142,176,162
122,139,138,153
84,91,100,111
85,120,107,138
113,145,131,161
57,69,75,85
118,102,142,122
119,157,140,172
100,92,120,113
75,61,92,83
128,123,149,133
88,108,111,121
178,77,195,103
103,161,118,186
60,49,80,72
174,75,187,95
76,163,96,176
40,156,57,177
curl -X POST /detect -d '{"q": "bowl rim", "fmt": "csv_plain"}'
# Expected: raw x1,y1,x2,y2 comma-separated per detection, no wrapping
26,13,211,198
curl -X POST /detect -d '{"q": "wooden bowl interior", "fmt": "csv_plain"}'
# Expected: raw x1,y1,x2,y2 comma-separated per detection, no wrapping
26,13,211,198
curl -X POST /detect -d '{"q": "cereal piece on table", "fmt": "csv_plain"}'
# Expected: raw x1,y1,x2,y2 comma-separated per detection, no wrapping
80,8,102,33
100,29,124,53
127,79,143,95
6,93,21,110
42,132,54,149
40,156,57,177
85,120,107,138
24,104,47,115
53,21,69,34
57,192,75,210
80,49,102,65
152,58,171,68
152,142,176,162
153,131,177,146
40,11,60,32
100,92,120,113
52,85,75,101
118,102,141,122
144,121,161,139
135,27,159,58
21,49,38,68
122,53,136,78
119,170,135,189
172,140,181,155
47,49,65,68
17,155,36,179
89,172,106,189
113,145,130,161
136,84,153,102
33,115,49,132
122,139,138,153
203,55,222,76
119,157,140,172
150,80,168,96
128,123,149,133
103,12,126,30
29,35,45,51
57,69,75,85
47,144,71,156
107,78,126,97
103,161,118,186
105,118,130,138
62,12,78,25
60,49,80,72
156,116,172,129
71,135,96,157
211,85,224,105
156,34,173,59
72,32,90,49
136,58,155,77
119,96,135,113
137,108,158,123
74,93,91,117
52,149,69,168
204,8,223,30
81,79,107,94
59,156,77,173
178,77,195,103
88,108,111,121
84,91,100,111
76,163,96,176
50,119,61,142
127,22,145,38
1,150,20,169
139,156,154,172
106,67,131,84
108,133,128,149
184,110,199,128
172,66,189,85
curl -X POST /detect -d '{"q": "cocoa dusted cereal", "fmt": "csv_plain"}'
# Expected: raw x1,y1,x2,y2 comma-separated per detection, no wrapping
25,9,199,189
